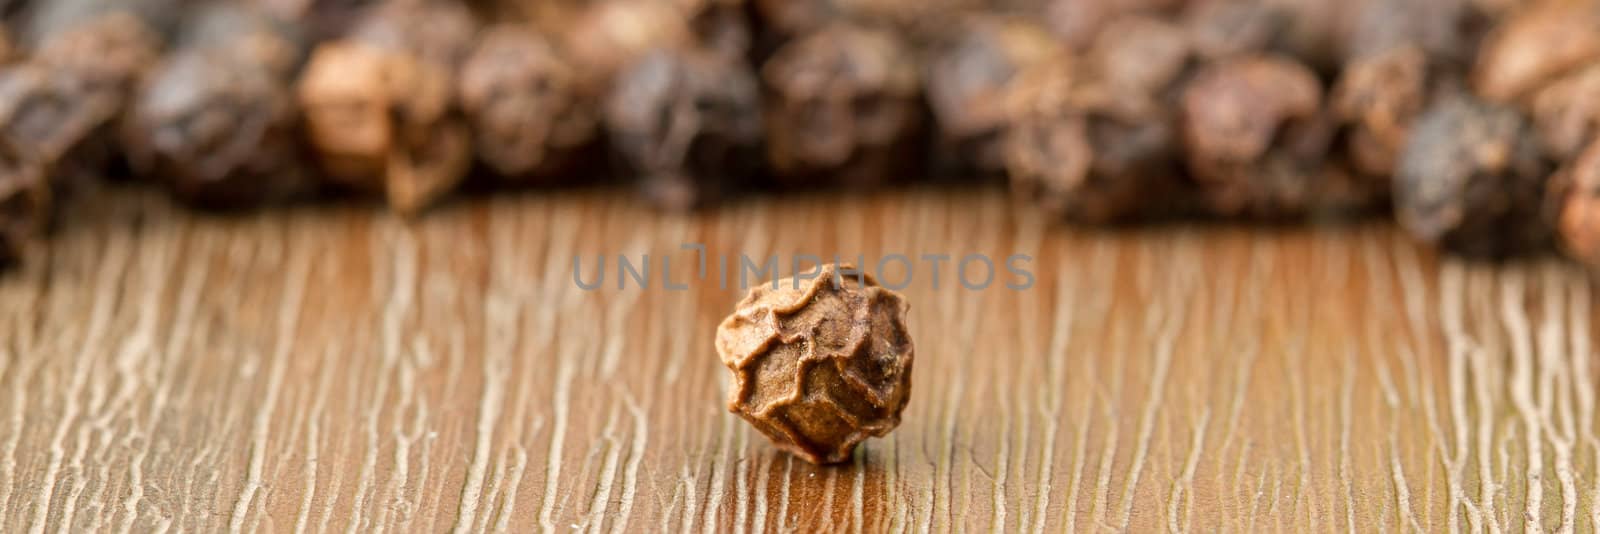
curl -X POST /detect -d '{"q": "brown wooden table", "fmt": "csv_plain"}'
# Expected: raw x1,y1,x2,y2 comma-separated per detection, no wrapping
1,187,1595,532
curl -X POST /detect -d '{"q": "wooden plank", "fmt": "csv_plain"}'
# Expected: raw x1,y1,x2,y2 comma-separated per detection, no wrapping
0,187,1595,531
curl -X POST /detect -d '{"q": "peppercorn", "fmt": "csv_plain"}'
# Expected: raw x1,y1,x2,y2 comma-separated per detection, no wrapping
1002,16,1191,222
716,264,914,465
761,22,923,187
123,4,315,209
604,47,763,211
925,14,1060,180
459,24,597,181
1395,94,1554,257
297,0,477,214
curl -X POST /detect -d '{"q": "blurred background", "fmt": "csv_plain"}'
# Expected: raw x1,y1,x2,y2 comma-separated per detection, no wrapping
1,0,1598,268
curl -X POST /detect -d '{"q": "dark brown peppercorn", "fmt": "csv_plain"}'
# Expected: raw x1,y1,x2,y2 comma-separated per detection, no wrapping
761,23,922,187
123,4,315,209
1395,94,1554,257
925,14,1060,179
297,0,477,214
604,47,763,211
459,24,598,181
717,264,914,465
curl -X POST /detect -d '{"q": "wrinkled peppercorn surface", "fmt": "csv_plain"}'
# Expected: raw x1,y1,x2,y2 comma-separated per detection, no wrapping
717,264,914,465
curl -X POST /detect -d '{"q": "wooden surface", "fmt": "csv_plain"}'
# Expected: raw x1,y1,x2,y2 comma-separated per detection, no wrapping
2,186,1599,532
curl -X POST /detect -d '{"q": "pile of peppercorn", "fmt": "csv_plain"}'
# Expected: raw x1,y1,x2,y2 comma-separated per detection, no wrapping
2,0,1599,268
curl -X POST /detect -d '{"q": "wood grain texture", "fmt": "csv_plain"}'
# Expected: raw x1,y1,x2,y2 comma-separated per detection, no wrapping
1,186,1598,532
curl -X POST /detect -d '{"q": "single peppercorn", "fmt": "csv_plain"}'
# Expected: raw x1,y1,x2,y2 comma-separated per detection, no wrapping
1395,94,1554,257
123,4,315,209
459,24,597,182
297,0,477,214
761,22,923,188
604,47,763,211
716,264,914,465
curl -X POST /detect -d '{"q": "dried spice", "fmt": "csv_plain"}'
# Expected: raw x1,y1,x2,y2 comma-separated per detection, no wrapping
123,4,314,209
1557,139,1600,264
1002,16,1191,222
1395,94,1553,257
716,264,914,465
297,0,477,214
761,23,922,187
604,47,763,211
1180,55,1374,217
925,14,1060,179
459,24,597,181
